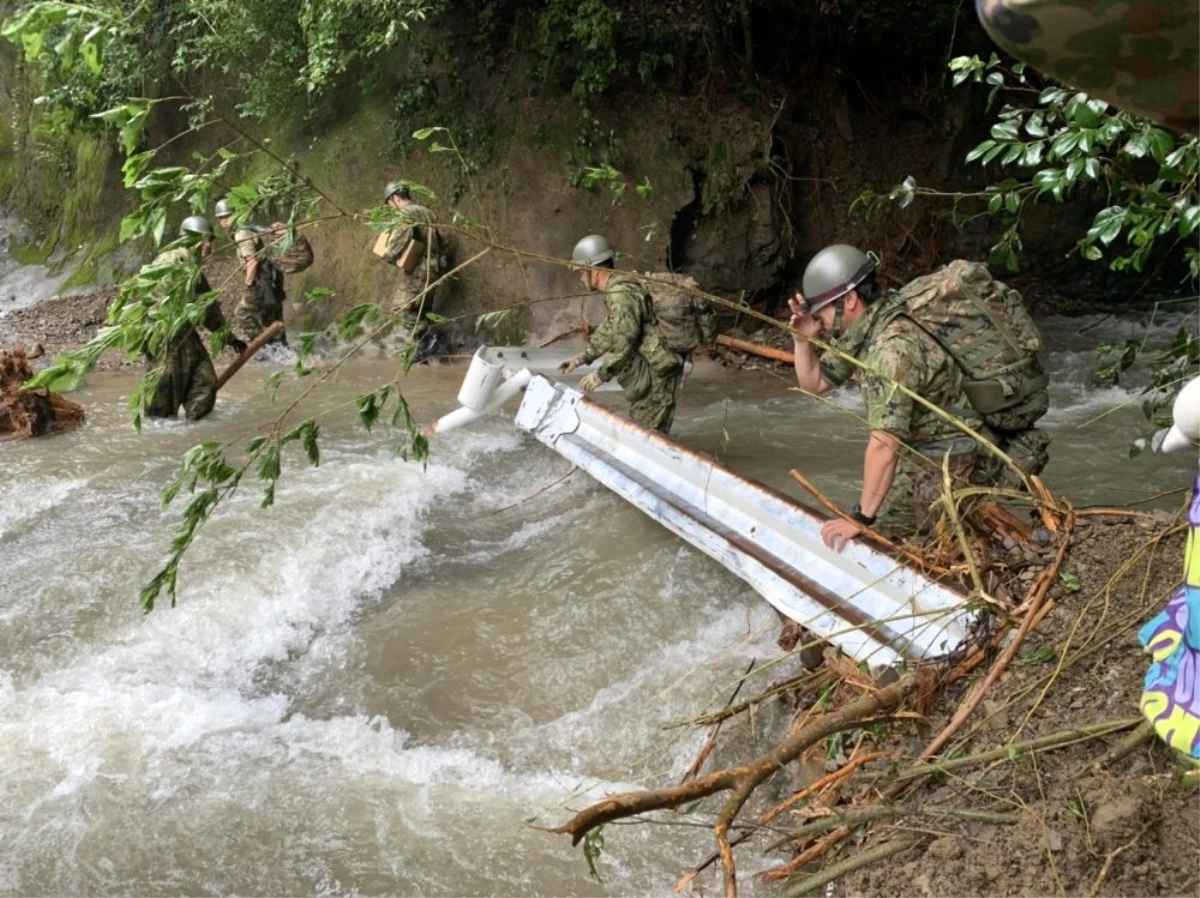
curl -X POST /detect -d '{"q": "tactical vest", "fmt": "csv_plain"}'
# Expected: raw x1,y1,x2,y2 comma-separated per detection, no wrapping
882,260,1049,434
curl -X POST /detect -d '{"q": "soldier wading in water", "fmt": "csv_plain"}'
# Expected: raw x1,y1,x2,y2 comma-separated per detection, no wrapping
144,216,246,421
559,234,685,434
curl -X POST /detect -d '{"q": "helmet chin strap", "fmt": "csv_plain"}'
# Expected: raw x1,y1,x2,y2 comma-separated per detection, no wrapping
830,299,846,339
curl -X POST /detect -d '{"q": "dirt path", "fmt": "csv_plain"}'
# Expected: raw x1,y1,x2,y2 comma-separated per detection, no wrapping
823,515,1198,898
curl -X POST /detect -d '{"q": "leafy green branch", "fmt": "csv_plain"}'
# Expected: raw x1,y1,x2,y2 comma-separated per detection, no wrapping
859,53,1199,278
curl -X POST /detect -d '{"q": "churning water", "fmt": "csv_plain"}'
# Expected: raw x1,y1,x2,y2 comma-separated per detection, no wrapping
0,313,1190,896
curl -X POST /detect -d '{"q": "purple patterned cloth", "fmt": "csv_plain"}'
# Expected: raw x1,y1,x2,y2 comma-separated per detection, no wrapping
1138,477,1200,759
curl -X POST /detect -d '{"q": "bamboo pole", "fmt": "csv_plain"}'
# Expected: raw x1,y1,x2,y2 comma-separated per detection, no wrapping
216,321,284,390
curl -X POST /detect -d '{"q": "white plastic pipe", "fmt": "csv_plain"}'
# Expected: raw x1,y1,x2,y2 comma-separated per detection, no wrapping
457,347,506,411
426,368,533,436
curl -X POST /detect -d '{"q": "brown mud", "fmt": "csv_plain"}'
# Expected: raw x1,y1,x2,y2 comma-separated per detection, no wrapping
770,514,1199,898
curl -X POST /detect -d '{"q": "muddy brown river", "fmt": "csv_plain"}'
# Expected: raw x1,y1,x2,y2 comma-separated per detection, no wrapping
0,312,1190,896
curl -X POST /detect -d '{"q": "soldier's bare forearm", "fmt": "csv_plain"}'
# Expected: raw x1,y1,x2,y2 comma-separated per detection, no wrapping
792,337,830,395
860,431,902,518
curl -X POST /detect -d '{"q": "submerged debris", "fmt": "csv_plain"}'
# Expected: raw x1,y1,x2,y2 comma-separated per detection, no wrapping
0,345,84,441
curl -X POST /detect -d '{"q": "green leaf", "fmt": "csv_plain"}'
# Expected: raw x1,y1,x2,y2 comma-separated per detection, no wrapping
989,119,1020,142
1019,644,1056,665
357,392,380,431
1032,168,1063,196
1058,571,1082,593
1091,205,1126,245
1180,205,1200,237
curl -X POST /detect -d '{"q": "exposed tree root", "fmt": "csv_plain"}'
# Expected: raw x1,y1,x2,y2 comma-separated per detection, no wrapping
0,346,85,441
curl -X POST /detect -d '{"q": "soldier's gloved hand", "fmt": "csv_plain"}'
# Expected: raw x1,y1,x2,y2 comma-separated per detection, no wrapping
229,337,249,355
578,372,603,393
559,354,585,374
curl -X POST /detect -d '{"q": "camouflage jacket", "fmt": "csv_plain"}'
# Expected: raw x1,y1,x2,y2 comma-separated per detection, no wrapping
232,225,264,263
147,247,226,358
383,203,439,263
975,0,1198,134
820,295,982,449
580,274,655,382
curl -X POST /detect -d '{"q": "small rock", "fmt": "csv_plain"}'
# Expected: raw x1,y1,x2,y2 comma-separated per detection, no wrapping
1045,829,1064,851
927,837,962,860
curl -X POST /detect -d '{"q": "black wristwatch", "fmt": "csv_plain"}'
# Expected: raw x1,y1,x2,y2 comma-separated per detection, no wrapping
851,503,876,526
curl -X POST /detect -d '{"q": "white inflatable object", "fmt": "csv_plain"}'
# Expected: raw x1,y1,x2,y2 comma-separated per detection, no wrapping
1161,376,1200,454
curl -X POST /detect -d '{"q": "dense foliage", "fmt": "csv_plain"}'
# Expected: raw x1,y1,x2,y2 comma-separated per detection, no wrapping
860,53,1199,446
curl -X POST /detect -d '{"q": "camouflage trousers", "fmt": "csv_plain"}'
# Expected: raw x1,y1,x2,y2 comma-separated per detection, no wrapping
875,440,988,540
146,331,218,421
388,268,440,324
234,286,285,344
616,354,683,434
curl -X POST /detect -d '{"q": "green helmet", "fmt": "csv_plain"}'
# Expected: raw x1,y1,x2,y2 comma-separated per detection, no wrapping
572,234,614,266
802,244,876,311
179,215,214,238
384,181,410,203
213,198,233,218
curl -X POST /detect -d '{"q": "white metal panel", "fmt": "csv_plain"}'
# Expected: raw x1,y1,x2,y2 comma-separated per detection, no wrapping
514,375,977,665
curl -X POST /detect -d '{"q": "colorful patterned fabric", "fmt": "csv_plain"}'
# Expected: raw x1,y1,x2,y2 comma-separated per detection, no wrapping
1138,476,1200,758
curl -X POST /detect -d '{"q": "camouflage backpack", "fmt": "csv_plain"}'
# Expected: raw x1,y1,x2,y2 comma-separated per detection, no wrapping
252,223,315,274
892,260,1049,434
633,270,716,356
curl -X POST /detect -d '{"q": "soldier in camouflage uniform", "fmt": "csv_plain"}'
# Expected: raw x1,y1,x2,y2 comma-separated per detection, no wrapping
790,245,991,550
145,216,246,421
379,182,443,334
559,235,685,434
214,198,287,345
975,0,1198,134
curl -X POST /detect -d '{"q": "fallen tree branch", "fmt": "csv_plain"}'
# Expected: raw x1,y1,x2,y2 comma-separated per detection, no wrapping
779,834,921,897
1094,720,1155,769
672,830,754,894
891,718,1141,784
682,658,757,783
551,675,917,846
216,320,285,390
759,751,884,825
713,677,913,897
716,334,794,364
680,669,833,729
1087,821,1152,898
916,508,1073,762
764,802,1019,851
760,827,849,884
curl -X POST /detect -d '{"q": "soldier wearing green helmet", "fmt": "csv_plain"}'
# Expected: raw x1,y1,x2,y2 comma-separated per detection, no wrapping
789,245,992,551
144,216,246,421
378,180,445,340
214,197,287,346
558,234,684,433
